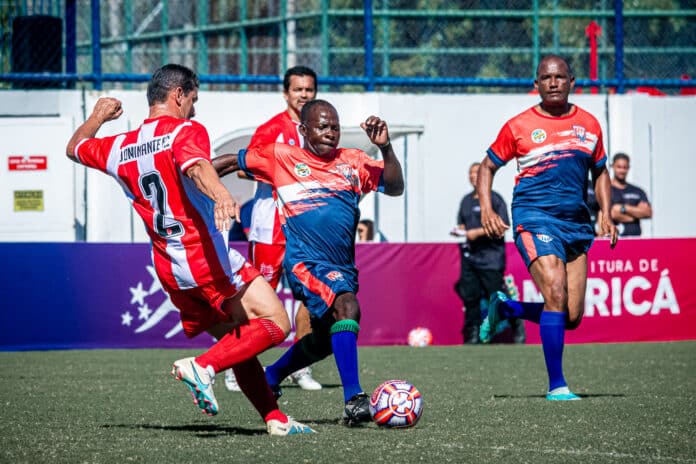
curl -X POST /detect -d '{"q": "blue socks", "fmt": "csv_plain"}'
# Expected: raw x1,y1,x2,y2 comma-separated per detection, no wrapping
330,320,363,402
500,299,544,323
264,342,309,387
539,311,568,392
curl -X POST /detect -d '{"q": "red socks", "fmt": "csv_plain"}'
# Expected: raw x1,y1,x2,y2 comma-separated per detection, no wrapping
232,357,287,423
195,318,285,372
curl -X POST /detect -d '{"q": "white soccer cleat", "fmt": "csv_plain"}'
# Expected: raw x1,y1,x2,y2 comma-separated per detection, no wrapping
224,369,241,392
171,357,219,416
266,417,316,436
289,367,322,391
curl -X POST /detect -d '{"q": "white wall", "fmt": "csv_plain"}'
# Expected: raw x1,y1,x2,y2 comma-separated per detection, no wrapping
0,89,694,242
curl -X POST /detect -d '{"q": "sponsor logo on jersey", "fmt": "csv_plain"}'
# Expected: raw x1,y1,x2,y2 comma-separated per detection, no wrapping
536,233,553,243
326,271,344,281
294,163,311,177
531,129,547,143
572,125,587,141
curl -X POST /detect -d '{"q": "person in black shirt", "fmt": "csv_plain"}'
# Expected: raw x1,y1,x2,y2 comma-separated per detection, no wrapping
452,162,523,344
609,153,652,236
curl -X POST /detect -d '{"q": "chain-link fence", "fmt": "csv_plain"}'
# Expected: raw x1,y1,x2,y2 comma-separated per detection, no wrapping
2,0,695,93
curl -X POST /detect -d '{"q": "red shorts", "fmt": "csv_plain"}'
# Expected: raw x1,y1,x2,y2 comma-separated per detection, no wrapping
168,262,260,338
248,241,286,289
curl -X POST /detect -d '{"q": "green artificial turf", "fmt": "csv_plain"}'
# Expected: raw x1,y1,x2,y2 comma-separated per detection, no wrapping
1,342,694,464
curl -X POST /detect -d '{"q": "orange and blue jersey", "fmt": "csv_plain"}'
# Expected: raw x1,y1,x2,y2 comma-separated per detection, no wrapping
238,143,384,314
488,105,607,265
488,105,606,226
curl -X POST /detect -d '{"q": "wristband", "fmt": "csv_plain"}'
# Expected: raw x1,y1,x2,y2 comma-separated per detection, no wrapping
378,139,391,149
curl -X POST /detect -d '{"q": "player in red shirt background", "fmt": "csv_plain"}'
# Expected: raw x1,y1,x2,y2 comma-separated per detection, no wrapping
66,64,314,436
223,66,323,392
477,55,618,401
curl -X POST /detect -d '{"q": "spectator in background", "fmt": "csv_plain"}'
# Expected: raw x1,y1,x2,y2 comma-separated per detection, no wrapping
451,162,523,344
357,219,375,242
609,153,653,236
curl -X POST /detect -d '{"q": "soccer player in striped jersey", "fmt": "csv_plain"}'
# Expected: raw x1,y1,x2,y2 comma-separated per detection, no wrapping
213,99,404,424
65,64,314,436
477,55,618,400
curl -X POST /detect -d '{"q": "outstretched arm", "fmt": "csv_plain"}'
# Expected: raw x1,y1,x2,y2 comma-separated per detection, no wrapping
66,97,123,161
360,116,404,196
212,153,240,178
593,165,618,248
477,157,509,239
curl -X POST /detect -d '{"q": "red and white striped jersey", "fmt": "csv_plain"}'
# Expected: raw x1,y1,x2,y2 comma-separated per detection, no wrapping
74,115,235,291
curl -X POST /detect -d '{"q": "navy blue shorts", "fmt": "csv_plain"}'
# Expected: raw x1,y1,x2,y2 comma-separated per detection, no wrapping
514,219,593,268
285,261,358,318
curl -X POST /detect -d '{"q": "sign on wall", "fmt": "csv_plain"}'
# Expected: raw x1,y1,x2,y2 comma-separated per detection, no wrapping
8,155,47,171
13,190,43,211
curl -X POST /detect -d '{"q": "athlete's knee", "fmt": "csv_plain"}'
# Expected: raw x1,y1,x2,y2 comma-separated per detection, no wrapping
332,292,361,322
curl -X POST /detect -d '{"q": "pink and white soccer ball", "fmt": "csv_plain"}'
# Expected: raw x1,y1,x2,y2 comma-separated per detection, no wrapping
369,379,423,428
407,326,433,347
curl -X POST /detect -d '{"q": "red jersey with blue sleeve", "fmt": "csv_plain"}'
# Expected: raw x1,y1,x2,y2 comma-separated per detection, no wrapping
238,144,384,268
487,105,606,226
73,116,234,291
246,111,302,245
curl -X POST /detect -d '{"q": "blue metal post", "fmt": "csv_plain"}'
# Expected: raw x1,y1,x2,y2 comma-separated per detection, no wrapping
91,0,102,89
65,0,76,78
364,0,375,91
614,0,624,94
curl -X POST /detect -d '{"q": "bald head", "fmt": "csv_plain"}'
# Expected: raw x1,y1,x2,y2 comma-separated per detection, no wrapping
536,55,573,79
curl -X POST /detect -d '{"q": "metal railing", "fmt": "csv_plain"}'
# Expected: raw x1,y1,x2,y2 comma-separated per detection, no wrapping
1,0,695,94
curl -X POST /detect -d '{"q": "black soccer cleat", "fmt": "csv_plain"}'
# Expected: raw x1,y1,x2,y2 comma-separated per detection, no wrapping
342,392,371,426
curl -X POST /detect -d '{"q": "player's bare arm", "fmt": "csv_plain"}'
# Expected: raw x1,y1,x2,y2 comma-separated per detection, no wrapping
187,159,240,230
361,116,404,196
66,97,123,160
476,157,509,238
211,153,240,178
592,164,618,248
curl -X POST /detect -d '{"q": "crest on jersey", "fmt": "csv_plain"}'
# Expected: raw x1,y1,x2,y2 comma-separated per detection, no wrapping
572,125,587,141
326,271,345,281
294,163,311,177
531,129,547,143
289,139,296,146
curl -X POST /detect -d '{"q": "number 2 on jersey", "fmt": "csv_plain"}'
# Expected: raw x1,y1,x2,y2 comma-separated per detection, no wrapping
139,172,184,238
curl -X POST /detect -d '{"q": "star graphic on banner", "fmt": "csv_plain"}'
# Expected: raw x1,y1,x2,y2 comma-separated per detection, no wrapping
146,266,162,295
138,303,152,321
129,282,148,306
121,311,134,326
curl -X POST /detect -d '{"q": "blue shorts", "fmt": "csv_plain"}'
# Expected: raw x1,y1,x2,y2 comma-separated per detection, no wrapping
285,261,358,318
514,219,593,268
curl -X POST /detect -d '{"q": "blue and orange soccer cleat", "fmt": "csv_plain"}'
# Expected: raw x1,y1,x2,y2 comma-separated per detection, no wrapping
171,357,219,416
546,386,581,401
479,291,508,343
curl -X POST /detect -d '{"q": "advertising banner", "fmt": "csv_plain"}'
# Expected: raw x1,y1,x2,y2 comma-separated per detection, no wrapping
1,239,693,350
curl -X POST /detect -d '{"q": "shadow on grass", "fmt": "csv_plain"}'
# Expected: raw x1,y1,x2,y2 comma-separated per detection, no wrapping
101,423,265,437
492,393,627,399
